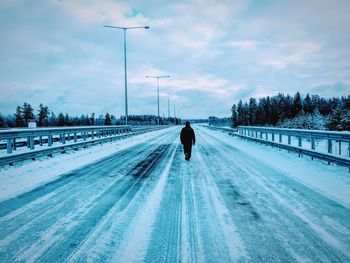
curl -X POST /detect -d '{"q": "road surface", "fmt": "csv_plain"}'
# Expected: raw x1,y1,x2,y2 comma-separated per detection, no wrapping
0,126,349,262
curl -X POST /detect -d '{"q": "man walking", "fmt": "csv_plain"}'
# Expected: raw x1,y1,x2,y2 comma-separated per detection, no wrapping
180,121,196,160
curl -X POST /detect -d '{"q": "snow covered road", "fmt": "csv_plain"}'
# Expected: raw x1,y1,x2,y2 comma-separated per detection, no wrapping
0,126,349,262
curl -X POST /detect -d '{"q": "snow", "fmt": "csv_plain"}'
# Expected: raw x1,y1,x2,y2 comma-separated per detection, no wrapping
113,142,179,262
201,126,350,207
0,125,349,262
0,127,176,202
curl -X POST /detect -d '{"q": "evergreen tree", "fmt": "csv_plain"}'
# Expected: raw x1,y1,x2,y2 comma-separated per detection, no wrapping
231,104,238,127
248,98,258,125
49,112,57,126
326,107,343,131
37,104,49,127
292,92,302,117
0,114,4,128
57,112,65,126
318,98,332,115
237,100,244,126
303,93,314,114
89,113,95,126
340,109,350,130
14,106,25,127
264,96,271,124
104,113,112,125
64,114,71,126
342,95,350,110
242,102,249,125
22,102,35,126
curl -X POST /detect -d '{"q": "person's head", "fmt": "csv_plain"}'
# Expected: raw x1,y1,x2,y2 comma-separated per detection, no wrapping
185,121,190,128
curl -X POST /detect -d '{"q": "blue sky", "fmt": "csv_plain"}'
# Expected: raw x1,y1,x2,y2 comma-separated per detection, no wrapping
0,0,349,119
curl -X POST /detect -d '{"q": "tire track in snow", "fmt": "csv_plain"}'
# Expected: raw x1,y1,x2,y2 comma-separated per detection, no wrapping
198,126,350,261
111,141,179,262
30,144,172,263
0,130,178,262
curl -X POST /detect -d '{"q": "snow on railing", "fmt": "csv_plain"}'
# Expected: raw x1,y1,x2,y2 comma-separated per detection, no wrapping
237,126,350,159
0,125,132,154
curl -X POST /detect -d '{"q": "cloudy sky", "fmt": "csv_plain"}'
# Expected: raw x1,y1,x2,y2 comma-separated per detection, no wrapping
1,0,350,119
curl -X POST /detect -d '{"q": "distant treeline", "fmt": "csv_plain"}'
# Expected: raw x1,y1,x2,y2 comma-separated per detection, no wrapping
0,103,180,128
231,92,350,131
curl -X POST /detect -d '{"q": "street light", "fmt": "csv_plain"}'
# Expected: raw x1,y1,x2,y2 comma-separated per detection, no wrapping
146,75,170,125
104,25,150,125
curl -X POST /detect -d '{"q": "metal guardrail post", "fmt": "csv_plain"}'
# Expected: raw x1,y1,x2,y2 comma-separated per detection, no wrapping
328,139,332,154
7,139,12,154
311,138,315,150
298,137,302,147
48,135,53,146
29,137,34,150
74,132,77,142
272,133,275,142
279,134,282,143
62,133,66,144
91,130,94,139
288,135,291,145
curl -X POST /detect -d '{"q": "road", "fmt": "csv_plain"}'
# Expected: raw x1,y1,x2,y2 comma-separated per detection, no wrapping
0,126,349,262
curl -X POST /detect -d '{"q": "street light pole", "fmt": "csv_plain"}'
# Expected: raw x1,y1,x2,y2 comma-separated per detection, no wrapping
146,75,170,125
104,25,149,126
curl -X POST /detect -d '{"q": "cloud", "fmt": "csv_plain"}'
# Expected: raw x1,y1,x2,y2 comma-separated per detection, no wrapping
226,40,260,50
1,0,350,119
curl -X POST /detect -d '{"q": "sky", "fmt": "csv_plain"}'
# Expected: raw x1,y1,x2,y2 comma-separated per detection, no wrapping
0,0,350,119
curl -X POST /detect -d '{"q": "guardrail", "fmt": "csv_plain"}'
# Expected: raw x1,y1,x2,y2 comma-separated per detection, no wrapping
0,125,167,166
204,125,350,170
237,126,350,156
0,126,132,154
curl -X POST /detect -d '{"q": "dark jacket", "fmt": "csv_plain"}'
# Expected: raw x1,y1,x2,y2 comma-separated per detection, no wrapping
180,123,195,146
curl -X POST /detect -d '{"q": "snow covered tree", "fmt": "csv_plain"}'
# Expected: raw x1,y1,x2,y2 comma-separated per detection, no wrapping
340,109,350,130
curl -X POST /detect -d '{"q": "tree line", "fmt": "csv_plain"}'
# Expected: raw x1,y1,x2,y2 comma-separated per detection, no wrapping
231,92,350,131
0,103,179,128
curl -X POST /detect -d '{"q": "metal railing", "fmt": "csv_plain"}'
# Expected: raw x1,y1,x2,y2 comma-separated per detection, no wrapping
237,126,350,156
0,125,167,166
0,126,132,154
203,125,350,169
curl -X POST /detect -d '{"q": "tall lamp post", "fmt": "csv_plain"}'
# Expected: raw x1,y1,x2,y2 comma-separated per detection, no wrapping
146,75,170,125
104,25,149,125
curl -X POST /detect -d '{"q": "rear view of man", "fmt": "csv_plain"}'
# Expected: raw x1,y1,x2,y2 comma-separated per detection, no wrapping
180,121,196,160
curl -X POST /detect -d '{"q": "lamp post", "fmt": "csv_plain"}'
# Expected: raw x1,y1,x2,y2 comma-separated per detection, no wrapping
146,75,170,125
104,25,149,125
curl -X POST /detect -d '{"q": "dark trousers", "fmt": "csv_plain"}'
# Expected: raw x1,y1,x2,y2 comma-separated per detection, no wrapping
183,144,192,159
